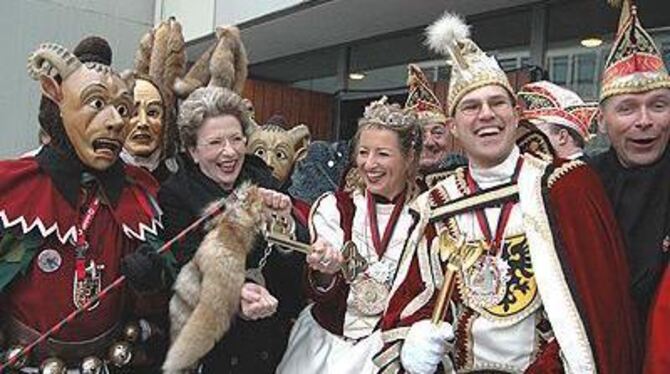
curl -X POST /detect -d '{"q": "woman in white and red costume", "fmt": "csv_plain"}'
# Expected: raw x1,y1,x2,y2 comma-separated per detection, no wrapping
277,97,439,373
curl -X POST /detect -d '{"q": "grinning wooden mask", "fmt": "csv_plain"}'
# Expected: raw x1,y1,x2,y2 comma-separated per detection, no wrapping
247,124,310,183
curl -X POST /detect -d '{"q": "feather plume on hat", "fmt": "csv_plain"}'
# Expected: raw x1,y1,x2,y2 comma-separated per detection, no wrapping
425,11,514,115
425,12,470,70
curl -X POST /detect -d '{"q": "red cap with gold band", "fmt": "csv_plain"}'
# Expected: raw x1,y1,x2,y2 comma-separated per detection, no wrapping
600,0,670,102
518,81,598,141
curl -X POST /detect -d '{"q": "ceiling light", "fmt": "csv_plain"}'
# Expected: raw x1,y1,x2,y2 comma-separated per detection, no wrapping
349,72,365,80
580,37,603,48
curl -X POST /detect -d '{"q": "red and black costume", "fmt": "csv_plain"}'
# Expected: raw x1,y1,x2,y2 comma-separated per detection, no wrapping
0,146,161,366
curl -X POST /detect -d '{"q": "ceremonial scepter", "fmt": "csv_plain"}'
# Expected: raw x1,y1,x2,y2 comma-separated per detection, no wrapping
431,232,482,325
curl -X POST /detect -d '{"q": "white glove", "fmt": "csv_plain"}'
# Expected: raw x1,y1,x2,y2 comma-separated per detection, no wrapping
400,320,454,374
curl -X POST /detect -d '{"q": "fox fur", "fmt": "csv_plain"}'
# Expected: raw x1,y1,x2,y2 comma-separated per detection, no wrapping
162,183,265,373
135,30,153,75
149,20,170,85
173,25,248,98
133,17,186,107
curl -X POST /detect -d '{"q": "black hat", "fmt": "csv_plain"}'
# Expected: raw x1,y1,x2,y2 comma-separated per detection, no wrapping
73,36,112,65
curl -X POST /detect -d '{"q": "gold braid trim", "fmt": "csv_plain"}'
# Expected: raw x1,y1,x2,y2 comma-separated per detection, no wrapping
547,160,585,189
601,79,670,103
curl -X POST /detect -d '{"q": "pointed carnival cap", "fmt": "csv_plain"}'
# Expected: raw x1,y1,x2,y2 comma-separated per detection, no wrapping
600,0,670,102
518,80,598,141
426,12,515,116
404,64,448,125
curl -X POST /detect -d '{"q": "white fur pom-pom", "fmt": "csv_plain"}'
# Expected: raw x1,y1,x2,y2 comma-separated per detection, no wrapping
425,12,470,55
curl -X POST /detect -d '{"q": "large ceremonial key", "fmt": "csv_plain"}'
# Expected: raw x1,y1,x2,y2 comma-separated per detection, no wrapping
264,211,310,253
265,230,312,255
431,231,482,324
264,213,367,283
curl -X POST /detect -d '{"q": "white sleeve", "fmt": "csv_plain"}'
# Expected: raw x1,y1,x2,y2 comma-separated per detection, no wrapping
308,192,345,251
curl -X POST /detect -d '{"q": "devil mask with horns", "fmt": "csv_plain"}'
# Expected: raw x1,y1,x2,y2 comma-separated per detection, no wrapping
29,37,133,170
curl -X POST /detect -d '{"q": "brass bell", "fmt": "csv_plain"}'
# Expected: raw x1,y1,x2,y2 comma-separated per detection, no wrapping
80,355,104,374
39,357,66,374
4,344,27,369
123,321,141,343
107,340,133,367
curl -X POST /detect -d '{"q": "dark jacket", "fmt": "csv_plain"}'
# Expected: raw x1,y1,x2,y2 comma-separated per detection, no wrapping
159,154,306,373
592,147,670,328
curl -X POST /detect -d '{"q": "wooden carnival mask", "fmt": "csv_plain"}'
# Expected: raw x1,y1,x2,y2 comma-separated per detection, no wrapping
125,79,165,157
248,124,310,183
28,43,133,170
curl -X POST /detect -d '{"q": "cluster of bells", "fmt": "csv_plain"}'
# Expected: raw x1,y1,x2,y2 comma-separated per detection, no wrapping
2,322,143,373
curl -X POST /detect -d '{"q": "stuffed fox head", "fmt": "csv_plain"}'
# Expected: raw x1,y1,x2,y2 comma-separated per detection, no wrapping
204,183,266,254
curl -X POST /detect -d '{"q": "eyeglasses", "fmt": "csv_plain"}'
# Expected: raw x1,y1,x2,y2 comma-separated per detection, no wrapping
197,135,247,152
456,97,513,117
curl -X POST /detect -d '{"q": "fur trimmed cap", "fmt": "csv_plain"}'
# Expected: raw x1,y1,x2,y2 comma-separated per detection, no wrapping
600,0,670,102
426,12,514,116
404,64,447,125
518,81,598,141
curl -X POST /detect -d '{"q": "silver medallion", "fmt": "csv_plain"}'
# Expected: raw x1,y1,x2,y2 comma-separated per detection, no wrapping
462,254,510,309
37,249,62,273
350,276,390,316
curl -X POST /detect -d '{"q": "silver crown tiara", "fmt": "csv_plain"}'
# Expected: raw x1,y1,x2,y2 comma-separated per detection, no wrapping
361,96,422,151
363,96,418,128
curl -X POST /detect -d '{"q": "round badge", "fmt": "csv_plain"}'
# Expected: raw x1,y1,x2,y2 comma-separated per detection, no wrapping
463,255,510,309
37,249,62,273
350,277,390,316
